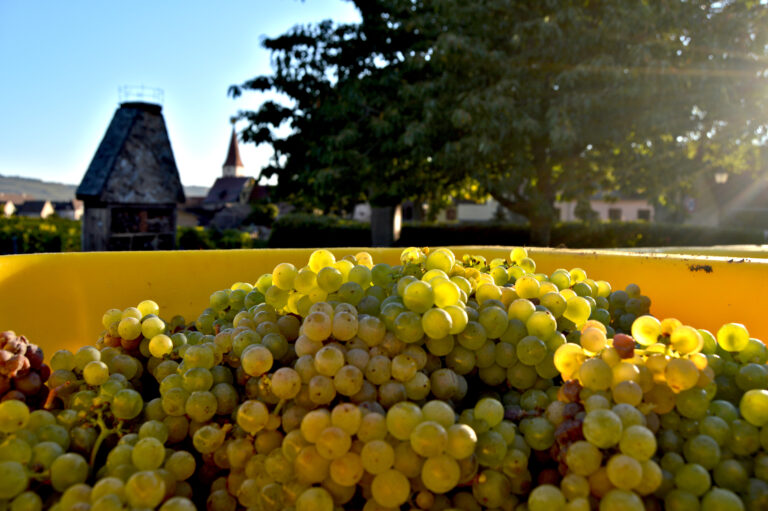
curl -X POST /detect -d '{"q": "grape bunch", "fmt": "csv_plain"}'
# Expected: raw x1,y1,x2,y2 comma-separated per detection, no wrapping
0,246,766,511
0,330,49,407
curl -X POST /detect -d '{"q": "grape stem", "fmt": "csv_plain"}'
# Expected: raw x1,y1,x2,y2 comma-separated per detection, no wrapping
272,398,287,417
89,409,122,467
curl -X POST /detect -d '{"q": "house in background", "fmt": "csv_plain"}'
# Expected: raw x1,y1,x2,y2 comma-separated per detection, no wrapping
52,200,84,220
191,128,270,229
681,172,768,229
0,193,32,218
15,200,55,219
358,194,655,224
1,200,14,218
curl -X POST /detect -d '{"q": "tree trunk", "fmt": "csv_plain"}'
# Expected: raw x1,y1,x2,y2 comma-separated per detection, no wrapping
370,205,402,247
529,213,553,247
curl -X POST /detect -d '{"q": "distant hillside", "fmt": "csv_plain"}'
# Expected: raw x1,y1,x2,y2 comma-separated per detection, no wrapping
0,175,209,201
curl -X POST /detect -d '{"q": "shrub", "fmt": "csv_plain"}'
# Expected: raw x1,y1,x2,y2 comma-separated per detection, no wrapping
268,213,371,248
0,217,81,254
177,227,268,250
267,214,766,248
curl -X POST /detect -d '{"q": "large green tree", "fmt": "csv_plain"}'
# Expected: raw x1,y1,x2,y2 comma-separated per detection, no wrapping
233,0,768,245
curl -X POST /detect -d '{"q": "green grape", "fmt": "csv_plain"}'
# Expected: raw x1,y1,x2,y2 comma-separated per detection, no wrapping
422,307,453,339
563,296,591,326
741,389,768,427
124,470,165,508
386,401,423,440
578,357,612,391
192,424,225,454
111,389,143,420
619,425,657,461
474,397,504,428
731,419,760,455
676,387,710,419
514,275,540,299
317,266,343,293
717,323,750,352
315,426,351,460
665,489,700,511
606,453,643,490
0,437,31,465
141,315,165,339
600,489,644,511
736,363,768,391
50,349,76,371
403,280,435,313
583,409,623,448
117,317,142,340
579,326,607,352
237,400,269,435
0,461,27,499
421,454,461,494
526,310,557,339
445,423,477,460
540,292,567,318
82,360,109,386
713,459,749,492
50,452,88,492
361,440,395,474
410,420,448,458
476,430,508,466
553,343,586,380
666,358,700,393
309,249,336,273
370,469,410,508
670,325,703,355
701,487,744,511
683,434,720,470
160,450,194,482
507,362,538,390
477,306,508,339
394,311,425,343
675,463,712,496
528,484,566,511
433,279,461,308
0,401,29,434
471,469,511,508
516,336,547,366
710,399,740,421
129,436,165,471
10,491,42,511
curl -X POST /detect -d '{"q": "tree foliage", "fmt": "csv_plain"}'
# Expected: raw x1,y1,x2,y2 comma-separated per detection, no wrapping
232,0,768,244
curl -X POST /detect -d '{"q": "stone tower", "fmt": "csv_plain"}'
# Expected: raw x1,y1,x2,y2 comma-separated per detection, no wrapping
76,101,185,251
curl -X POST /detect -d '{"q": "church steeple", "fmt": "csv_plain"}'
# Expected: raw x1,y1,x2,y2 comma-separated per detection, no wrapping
222,125,244,177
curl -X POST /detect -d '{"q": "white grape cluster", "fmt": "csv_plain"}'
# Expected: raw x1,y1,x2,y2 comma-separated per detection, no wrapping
0,247,766,511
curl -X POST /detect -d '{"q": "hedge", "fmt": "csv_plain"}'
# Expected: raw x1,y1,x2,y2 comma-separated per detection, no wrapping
177,227,268,250
268,213,766,248
0,217,81,254
267,213,371,248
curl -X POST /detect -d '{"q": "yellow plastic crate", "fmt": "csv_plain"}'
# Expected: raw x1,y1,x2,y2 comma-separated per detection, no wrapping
1,247,767,354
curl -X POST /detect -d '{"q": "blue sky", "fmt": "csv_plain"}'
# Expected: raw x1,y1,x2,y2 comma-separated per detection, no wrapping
0,0,360,188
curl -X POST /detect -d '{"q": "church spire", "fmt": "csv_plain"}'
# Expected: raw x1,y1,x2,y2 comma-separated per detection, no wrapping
222,125,244,177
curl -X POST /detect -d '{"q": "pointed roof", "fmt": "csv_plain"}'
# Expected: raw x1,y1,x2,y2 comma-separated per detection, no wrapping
77,102,185,204
223,128,243,168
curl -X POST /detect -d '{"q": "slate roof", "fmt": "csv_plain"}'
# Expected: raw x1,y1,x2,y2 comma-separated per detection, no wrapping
16,201,50,215
76,102,185,205
52,201,74,212
203,177,253,205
